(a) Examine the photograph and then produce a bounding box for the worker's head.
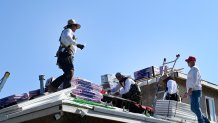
[165,76,173,82]
[185,56,196,67]
[115,72,125,81]
[64,19,81,32]
[162,75,173,83]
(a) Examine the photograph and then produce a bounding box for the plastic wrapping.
[71,78,103,102]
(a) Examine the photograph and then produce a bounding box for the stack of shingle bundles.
[0,93,29,109]
[29,89,41,99]
[154,100,197,122]
[134,66,155,81]
[71,78,103,103]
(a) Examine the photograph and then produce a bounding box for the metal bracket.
[75,108,86,117]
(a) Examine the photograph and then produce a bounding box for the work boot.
[47,84,57,92]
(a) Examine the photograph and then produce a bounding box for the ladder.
[0,72,10,92]
[152,54,180,107]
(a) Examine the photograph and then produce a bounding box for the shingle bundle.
[0,93,28,109]
[134,66,156,80]
[71,78,103,102]
[154,100,197,122]
[29,89,40,99]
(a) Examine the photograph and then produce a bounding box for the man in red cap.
[182,56,208,123]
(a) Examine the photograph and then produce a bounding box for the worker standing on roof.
[182,56,209,123]
[108,72,141,103]
[163,76,179,101]
[48,19,85,92]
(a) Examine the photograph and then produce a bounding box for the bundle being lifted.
[70,78,103,103]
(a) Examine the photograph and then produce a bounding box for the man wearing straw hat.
[48,19,85,92]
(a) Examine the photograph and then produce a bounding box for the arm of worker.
[110,84,121,94]
[182,88,192,99]
[120,79,133,95]
[163,92,167,100]
[61,29,84,50]
[61,29,77,47]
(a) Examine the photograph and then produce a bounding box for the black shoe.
[47,84,57,92]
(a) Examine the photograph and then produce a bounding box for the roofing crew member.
[48,19,85,92]
[164,76,179,101]
[108,72,141,103]
[182,56,209,123]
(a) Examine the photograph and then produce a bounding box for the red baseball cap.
[185,56,196,62]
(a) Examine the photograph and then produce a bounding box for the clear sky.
[0,0,218,98]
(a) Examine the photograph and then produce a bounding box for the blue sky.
[0,0,218,98]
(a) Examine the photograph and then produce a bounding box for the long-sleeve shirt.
[186,66,202,91]
[166,80,178,94]
[111,78,135,95]
[60,28,77,55]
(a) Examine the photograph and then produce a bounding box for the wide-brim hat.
[64,19,81,29]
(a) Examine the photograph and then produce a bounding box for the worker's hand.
[107,90,111,94]
[77,44,85,50]
[182,93,188,99]
[114,92,120,96]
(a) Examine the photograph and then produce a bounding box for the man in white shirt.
[109,72,141,103]
[48,19,84,92]
[164,76,179,101]
[182,56,206,123]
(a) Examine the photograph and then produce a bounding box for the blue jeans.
[190,90,205,123]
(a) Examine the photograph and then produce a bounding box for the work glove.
[114,92,120,96]
[107,90,111,94]
[77,44,85,50]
